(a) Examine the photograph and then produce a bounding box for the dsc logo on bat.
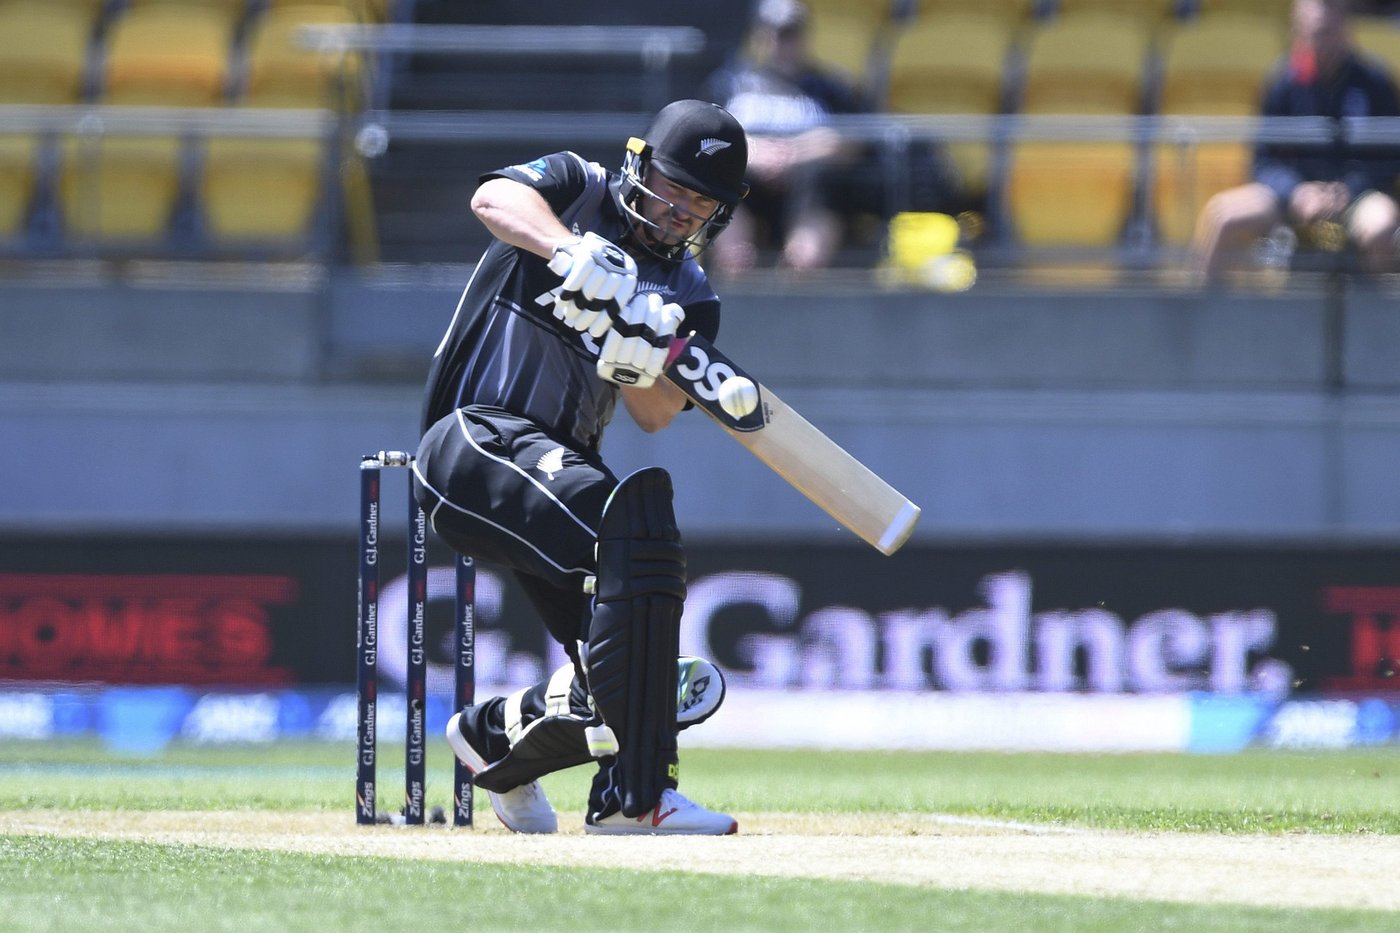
[668,339,767,432]
[670,342,736,402]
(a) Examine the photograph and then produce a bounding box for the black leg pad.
[583,467,686,818]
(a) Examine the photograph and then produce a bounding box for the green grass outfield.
[2,740,1398,932]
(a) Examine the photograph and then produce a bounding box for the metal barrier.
[5,7,1400,273]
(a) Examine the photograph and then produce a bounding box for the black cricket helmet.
[618,99,749,261]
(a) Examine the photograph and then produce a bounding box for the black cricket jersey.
[422,151,723,453]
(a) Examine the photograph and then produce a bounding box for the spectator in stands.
[702,0,870,275]
[1190,0,1400,282]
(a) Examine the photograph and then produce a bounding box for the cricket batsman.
[414,100,749,835]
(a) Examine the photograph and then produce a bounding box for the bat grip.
[663,332,694,370]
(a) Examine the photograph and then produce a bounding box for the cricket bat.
[664,334,920,556]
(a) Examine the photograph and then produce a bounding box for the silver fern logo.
[696,138,731,157]
[537,447,566,480]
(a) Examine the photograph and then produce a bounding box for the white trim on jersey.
[434,253,486,359]
[414,459,594,580]
[450,408,598,537]
[410,409,600,579]
[566,150,596,175]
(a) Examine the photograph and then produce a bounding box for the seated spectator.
[1191,0,1400,282]
[702,0,872,275]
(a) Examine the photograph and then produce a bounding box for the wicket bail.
[357,450,475,828]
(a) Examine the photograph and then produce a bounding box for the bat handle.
[664,331,695,370]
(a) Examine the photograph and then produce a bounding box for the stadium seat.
[884,13,1016,197]
[1353,17,1400,84]
[102,4,238,106]
[1054,0,1179,29]
[1018,12,1152,115]
[907,0,1036,21]
[886,14,1014,115]
[58,135,185,241]
[0,134,39,237]
[803,0,895,23]
[0,2,95,105]
[1195,0,1292,24]
[1156,14,1285,116]
[240,4,365,109]
[20,0,108,28]
[806,7,890,89]
[59,5,238,245]
[197,4,364,245]
[200,137,326,242]
[263,0,388,21]
[1150,15,1285,245]
[123,0,247,27]
[1006,141,1139,246]
[0,2,99,246]
[1006,13,1151,247]
[1153,138,1256,246]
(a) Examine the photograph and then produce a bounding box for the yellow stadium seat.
[241,4,365,109]
[263,0,387,21]
[885,13,1016,196]
[1157,14,1285,115]
[0,2,94,104]
[1195,0,1292,23]
[887,14,1013,114]
[807,8,888,88]
[803,0,896,24]
[1055,0,1179,28]
[21,0,108,27]
[1006,141,1138,246]
[1019,12,1152,115]
[124,0,247,17]
[1153,138,1255,245]
[83,5,234,243]
[103,4,237,106]
[908,0,1036,21]
[58,135,184,240]
[1006,14,1149,247]
[201,137,326,242]
[205,3,364,244]
[1149,16,1284,244]
[0,134,39,236]
[1353,17,1400,84]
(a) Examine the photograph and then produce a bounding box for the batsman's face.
[640,167,719,247]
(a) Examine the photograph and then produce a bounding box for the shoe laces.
[658,787,699,812]
[512,780,547,806]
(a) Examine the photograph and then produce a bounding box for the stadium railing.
[4,20,1400,283]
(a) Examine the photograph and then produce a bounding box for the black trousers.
[418,405,689,811]
[414,404,618,655]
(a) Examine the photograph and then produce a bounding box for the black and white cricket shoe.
[446,711,558,834]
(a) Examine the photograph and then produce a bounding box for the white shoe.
[584,787,738,836]
[446,711,557,834]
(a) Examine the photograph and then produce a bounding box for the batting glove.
[596,292,685,389]
[547,232,638,338]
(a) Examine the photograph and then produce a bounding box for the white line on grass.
[921,813,1088,835]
